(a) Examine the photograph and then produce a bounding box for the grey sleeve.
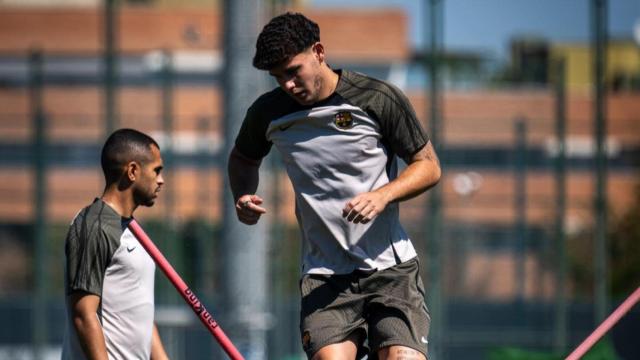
[376,83,429,162]
[64,212,117,296]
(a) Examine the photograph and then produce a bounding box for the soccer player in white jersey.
[228,12,441,360]
[62,129,169,359]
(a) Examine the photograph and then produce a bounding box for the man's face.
[133,145,164,207]
[269,45,324,105]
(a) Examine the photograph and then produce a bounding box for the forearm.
[228,146,261,201]
[376,141,441,203]
[342,142,441,224]
[150,323,169,360]
[73,314,108,360]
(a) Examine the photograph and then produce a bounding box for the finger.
[348,198,372,222]
[343,198,361,217]
[342,205,351,218]
[360,210,376,224]
[249,195,264,205]
[236,195,253,208]
[356,208,376,224]
[346,205,366,222]
[346,209,359,222]
[352,207,371,224]
[245,202,267,214]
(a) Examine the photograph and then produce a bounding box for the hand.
[235,194,266,225]
[342,190,389,224]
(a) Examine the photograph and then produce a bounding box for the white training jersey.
[62,199,156,360]
[235,69,429,275]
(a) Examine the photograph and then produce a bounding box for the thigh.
[363,258,431,359]
[300,274,368,359]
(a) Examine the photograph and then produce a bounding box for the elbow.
[422,159,441,190]
[72,313,91,331]
[72,310,99,334]
[432,163,442,186]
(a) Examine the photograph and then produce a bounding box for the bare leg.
[378,345,426,360]
[311,332,360,360]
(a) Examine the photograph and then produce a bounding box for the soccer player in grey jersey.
[62,129,169,360]
[228,13,441,360]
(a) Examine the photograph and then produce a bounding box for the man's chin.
[290,93,313,105]
[141,198,156,207]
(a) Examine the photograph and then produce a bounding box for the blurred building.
[1,2,639,297]
[552,38,640,92]
[0,2,639,359]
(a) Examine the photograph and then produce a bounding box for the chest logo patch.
[334,111,354,129]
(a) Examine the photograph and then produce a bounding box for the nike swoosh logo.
[421,336,428,344]
[279,123,293,131]
[127,246,136,252]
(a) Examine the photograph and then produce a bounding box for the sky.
[310,0,640,59]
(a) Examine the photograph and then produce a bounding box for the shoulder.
[248,87,299,119]
[67,200,123,248]
[339,70,403,96]
[337,70,411,110]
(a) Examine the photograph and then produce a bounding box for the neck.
[101,186,136,218]
[319,66,339,99]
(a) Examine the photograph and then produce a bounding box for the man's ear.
[125,161,139,182]
[312,42,325,63]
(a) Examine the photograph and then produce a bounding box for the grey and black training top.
[235,69,429,275]
[62,199,156,360]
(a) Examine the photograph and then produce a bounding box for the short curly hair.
[253,12,320,70]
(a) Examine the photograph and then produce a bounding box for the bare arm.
[228,146,267,224]
[68,292,109,360]
[343,141,441,224]
[150,323,169,360]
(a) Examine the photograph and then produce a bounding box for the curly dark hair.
[253,12,320,70]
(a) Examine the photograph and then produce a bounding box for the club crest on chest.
[334,111,354,129]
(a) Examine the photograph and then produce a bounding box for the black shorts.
[299,258,430,359]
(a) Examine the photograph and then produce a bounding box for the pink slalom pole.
[128,219,244,360]
[566,286,640,360]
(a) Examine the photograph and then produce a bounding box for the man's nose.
[284,78,296,91]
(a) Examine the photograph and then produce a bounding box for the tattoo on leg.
[395,348,422,360]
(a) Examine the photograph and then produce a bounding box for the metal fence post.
[160,49,180,305]
[514,119,527,306]
[29,48,48,360]
[103,0,118,135]
[591,0,609,325]
[553,58,568,353]
[426,0,445,358]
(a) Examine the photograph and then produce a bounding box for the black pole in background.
[426,0,444,358]
[514,119,527,306]
[553,58,568,353]
[591,0,609,324]
[160,49,180,305]
[104,0,117,135]
[29,49,48,360]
